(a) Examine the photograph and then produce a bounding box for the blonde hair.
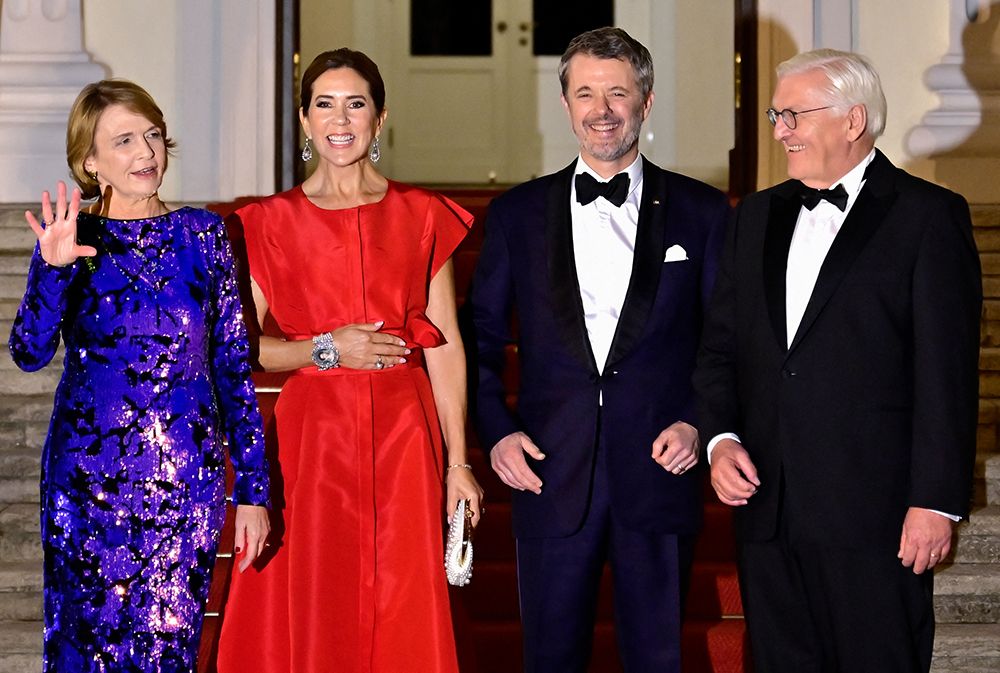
[66,80,176,199]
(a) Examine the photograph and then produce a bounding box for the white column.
[0,0,106,201]
[905,0,1000,201]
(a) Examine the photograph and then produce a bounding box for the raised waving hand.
[26,181,96,267]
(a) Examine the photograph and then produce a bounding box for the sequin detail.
[9,207,269,672]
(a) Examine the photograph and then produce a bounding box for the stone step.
[0,562,42,621]
[0,254,30,277]
[0,479,37,506]
[0,276,27,302]
[0,209,32,230]
[931,623,1000,673]
[0,653,42,673]
[0,621,41,655]
[952,505,1000,564]
[0,505,38,536]
[0,532,40,564]
[0,351,61,397]
[0,299,18,324]
[0,448,40,481]
[979,452,1000,506]
[0,593,41,621]
[0,230,33,255]
[0,561,42,593]
[0,395,55,427]
[934,564,1000,623]
[973,205,1000,227]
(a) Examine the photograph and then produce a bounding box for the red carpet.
[198,192,751,673]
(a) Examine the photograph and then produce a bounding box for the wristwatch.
[311,332,340,370]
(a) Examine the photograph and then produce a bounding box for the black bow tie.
[575,172,630,207]
[799,183,849,211]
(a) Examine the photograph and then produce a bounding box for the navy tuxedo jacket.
[471,157,730,538]
[694,150,982,550]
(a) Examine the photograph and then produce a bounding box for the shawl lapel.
[545,162,598,374]
[763,183,803,352]
[605,157,668,369]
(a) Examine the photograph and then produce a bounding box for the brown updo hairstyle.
[66,80,176,199]
[300,48,386,115]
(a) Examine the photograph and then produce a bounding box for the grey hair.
[558,27,654,101]
[777,49,887,138]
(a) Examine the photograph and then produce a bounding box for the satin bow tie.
[799,183,848,211]
[575,172,629,207]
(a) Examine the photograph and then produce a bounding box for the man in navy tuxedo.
[695,49,981,673]
[471,27,730,672]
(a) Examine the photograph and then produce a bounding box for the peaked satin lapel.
[545,162,598,373]
[763,184,802,352]
[605,157,667,369]
[786,151,898,355]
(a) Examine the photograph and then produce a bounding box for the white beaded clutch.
[445,499,474,586]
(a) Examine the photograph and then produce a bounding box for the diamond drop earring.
[369,136,381,164]
[301,137,313,162]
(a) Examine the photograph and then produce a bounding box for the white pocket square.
[663,244,688,262]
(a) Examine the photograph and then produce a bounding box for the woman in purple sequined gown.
[8,80,270,672]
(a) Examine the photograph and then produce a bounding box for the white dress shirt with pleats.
[570,155,644,375]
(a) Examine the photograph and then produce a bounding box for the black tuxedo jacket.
[471,157,730,538]
[695,150,982,550]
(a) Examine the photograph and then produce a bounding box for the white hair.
[777,49,887,138]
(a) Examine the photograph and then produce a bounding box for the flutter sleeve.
[8,245,79,372]
[426,192,473,278]
[201,210,270,506]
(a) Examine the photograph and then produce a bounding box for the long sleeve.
[693,204,742,445]
[8,246,78,372]
[908,191,981,517]
[470,199,522,452]
[204,214,270,506]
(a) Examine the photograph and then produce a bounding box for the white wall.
[756,0,952,188]
[81,1,275,202]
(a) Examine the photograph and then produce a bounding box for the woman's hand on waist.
[332,320,411,370]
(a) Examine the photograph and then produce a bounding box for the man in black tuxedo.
[695,49,982,673]
[471,27,729,673]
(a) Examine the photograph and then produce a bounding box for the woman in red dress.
[217,48,483,673]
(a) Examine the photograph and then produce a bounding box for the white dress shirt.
[785,150,874,342]
[570,154,644,374]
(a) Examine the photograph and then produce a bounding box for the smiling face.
[84,104,166,203]
[300,67,386,168]
[561,54,653,176]
[771,68,868,188]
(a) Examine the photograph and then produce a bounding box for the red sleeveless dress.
[217,183,471,673]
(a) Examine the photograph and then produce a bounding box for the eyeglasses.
[765,106,832,129]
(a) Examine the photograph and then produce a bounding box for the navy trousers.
[515,439,694,673]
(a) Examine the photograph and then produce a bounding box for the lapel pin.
[652,199,660,205]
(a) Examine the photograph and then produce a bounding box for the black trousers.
[738,513,935,673]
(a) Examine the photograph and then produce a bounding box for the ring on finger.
[375,355,385,370]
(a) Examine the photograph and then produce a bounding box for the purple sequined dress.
[8,207,270,672]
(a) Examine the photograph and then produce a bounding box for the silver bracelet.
[311,332,340,370]
[447,463,473,472]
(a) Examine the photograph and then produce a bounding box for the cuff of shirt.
[706,433,742,464]
[927,509,961,522]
